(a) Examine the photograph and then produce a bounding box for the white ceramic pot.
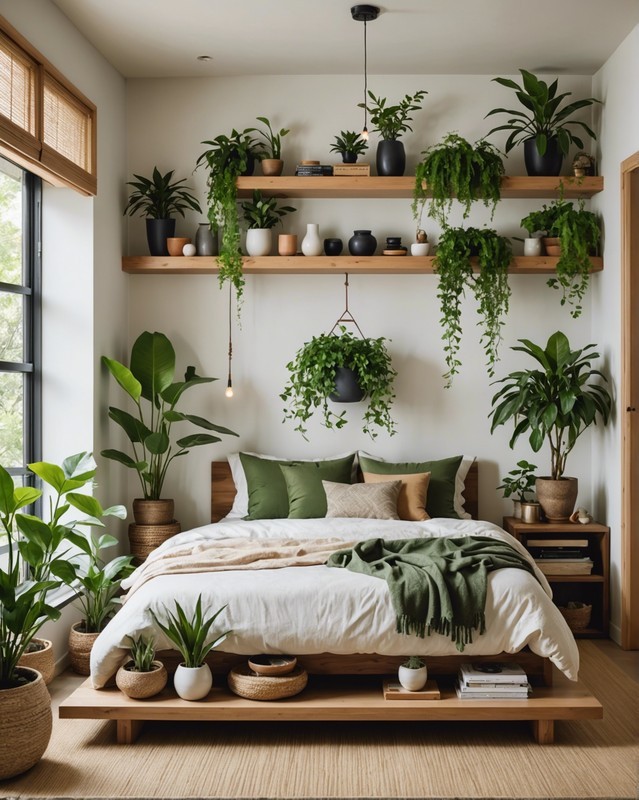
[301,223,322,256]
[410,242,430,256]
[398,664,428,691]
[523,237,542,256]
[173,663,212,701]
[245,228,272,257]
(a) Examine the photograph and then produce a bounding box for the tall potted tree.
[489,331,611,521]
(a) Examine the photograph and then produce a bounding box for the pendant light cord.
[226,281,233,397]
[363,18,368,133]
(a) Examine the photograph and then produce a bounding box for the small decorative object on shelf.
[411,229,430,256]
[301,223,323,256]
[383,237,407,256]
[195,222,217,256]
[278,233,297,256]
[182,242,196,257]
[397,657,428,691]
[247,655,297,676]
[166,237,191,257]
[523,237,542,257]
[348,229,377,256]
[520,501,541,523]
[570,507,592,524]
[572,152,595,178]
[324,238,343,256]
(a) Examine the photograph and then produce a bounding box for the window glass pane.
[0,157,23,285]
[0,291,24,361]
[0,371,24,468]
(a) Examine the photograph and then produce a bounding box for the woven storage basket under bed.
[558,603,592,631]
[227,664,308,700]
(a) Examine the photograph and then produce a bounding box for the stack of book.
[528,537,593,575]
[456,662,531,699]
[295,164,333,176]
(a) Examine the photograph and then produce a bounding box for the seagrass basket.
[68,622,100,675]
[228,664,308,701]
[559,602,592,631]
[116,661,168,699]
[0,668,52,780]
[18,637,55,684]
[128,521,181,563]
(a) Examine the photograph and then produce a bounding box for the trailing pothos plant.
[412,133,505,227]
[281,326,397,440]
[433,227,512,387]
[520,196,600,317]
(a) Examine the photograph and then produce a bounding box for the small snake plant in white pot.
[398,656,428,691]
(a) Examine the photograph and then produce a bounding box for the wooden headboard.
[211,460,479,522]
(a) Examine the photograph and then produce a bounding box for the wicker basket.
[129,521,181,563]
[132,498,174,525]
[18,637,55,685]
[559,603,592,631]
[0,668,52,780]
[116,660,168,699]
[68,622,100,675]
[228,664,308,701]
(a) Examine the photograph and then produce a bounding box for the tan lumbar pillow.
[362,472,431,521]
[322,480,402,520]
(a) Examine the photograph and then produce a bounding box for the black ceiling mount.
[351,5,380,23]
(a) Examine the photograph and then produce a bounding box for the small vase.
[398,664,428,691]
[348,229,377,256]
[195,223,217,256]
[245,228,272,257]
[174,663,212,701]
[523,237,542,257]
[261,158,284,176]
[166,237,190,257]
[278,234,297,256]
[324,238,343,256]
[411,242,430,256]
[521,501,542,524]
[301,223,322,256]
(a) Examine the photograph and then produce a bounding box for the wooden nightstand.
[503,516,610,638]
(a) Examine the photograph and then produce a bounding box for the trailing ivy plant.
[433,227,512,387]
[281,326,397,440]
[413,133,505,227]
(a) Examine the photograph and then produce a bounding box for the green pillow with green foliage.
[358,454,463,518]
[239,452,355,519]
[280,461,353,519]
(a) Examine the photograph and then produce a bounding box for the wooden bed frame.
[59,458,602,744]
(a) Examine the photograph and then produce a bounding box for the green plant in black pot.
[124,167,202,256]
[412,133,505,227]
[358,89,427,176]
[485,70,600,176]
[329,130,368,163]
[434,227,512,387]
[281,326,397,440]
[251,116,290,176]
[196,128,261,303]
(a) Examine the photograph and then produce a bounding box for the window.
[0,154,41,564]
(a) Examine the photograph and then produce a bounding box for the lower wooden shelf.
[59,673,601,745]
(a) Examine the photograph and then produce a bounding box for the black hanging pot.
[524,137,564,177]
[376,140,406,177]
[329,367,366,403]
[146,218,176,256]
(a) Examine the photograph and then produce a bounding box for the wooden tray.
[383,680,440,700]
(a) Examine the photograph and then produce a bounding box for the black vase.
[376,140,406,176]
[524,137,564,177]
[342,151,358,164]
[329,367,366,403]
[348,230,377,256]
[324,238,343,256]
[146,218,176,256]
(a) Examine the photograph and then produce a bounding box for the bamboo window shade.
[0,15,96,195]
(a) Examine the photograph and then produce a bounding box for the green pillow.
[239,452,355,519]
[358,454,463,518]
[280,461,353,519]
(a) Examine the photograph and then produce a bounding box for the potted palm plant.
[115,635,167,699]
[329,130,368,164]
[251,116,290,176]
[241,190,296,257]
[281,326,397,440]
[124,166,202,256]
[358,89,427,176]
[485,70,601,176]
[151,596,230,701]
[102,330,238,559]
[489,331,612,522]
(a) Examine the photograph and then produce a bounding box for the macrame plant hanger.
[329,273,365,338]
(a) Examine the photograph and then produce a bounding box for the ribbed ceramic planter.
[68,622,100,676]
[536,476,578,522]
[133,499,174,526]
[18,638,55,685]
[116,661,168,699]
[0,668,52,779]
[173,663,212,701]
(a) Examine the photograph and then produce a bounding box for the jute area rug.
[1,641,637,800]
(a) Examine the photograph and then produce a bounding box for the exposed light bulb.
[360,127,369,142]
[225,383,234,399]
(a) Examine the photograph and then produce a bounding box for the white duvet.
[90,517,579,687]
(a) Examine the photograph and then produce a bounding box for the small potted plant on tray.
[497,460,538,519]
[398,657,428,691]
[329,130,368,164]
[116,635,168,699]
[241,190,296,257]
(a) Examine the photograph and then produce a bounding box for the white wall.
[592,23,639,642]
[125,74,597,532]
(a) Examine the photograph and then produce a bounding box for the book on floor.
[455,684,531,700]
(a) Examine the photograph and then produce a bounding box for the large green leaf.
[13,486,42,511]
[145,431,170,455]
[0,464,16,515]
[107,407,150,443]
[164,411,238,436]
[546,331,571,369]
[62,452,96,482]
[102,357,142,403]
[101,449,147,471]
[130,331,175,402]
[67,492,104,519]
[176,433,222,448]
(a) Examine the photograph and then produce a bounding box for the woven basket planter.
[559,603,592,631]
[68,622,100,675]
[129,521,181,563]
[0,668,52,779]
[116,660,168,699]
[228,664,308,701]
[132,498,175,525]
[18,638,55,685]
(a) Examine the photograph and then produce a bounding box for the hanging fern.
[413,133,505,228]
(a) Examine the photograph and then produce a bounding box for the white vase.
[301,223,322,256]
[411,242,430,256]
[245,228,272,257]
[523,237,542,256]
[173,663,212,701]
[398,664,428,691]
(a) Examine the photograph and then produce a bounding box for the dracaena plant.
[329,130,368,159]
[101,331,238,501]
[151,596,230,668]
[123,167,202,219]
[358,89,428,141]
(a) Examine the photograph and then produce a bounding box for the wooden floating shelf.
[236,175,603,199]
[122,255,603,276]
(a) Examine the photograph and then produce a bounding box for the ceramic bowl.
[247,655,297,676]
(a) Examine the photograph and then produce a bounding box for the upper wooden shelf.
[236,175,603,199]
[122,255,603,276]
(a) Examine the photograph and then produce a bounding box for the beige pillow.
[363,471,431,521]
[322,480,402,520]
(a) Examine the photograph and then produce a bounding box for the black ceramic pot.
[146,218,176,256]
[376,140,406,176]
[324,238,343,256]
[524,137,564,177]
[348,230,377,256]
[329,367,366,403]
[342,151,358,164]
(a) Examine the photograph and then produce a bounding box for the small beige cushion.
[363,471,431,521]
[322,480,402,520]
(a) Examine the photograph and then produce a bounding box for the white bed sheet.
[91,517,579,687]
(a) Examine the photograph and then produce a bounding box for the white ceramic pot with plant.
[398,657,428,691]
[151,596,230,702]
[241,189,295,258]
[245,228,272,257]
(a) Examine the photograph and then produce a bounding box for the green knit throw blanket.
[326,536,535,651]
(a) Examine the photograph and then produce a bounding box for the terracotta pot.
[261,158,283,177]
[68,622,100,676]
[116,660,168,699]
[166,237,191,257]
[535,476,578,522]
[278,234,297,256]
[133,498,174,525]
[18,637,55,685]
[542,237,561,257]
[0,668,52,779]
